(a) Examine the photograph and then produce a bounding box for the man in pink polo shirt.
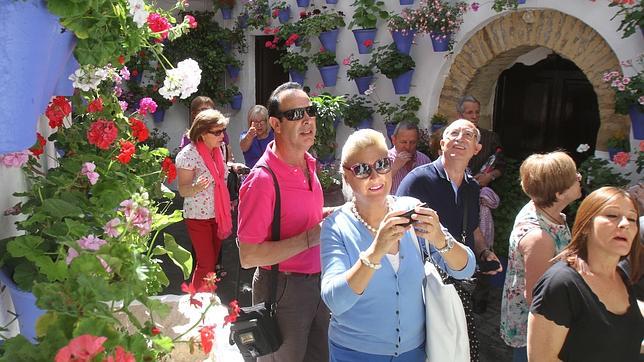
[237,82,329,362]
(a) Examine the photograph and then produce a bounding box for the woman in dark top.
[528,186,643,362]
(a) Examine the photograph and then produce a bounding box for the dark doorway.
[493,53,599,163]
[255,36,289,107]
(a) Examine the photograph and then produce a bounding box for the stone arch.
[437,9,629,150]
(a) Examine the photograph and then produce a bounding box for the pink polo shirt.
[237,141,323,274]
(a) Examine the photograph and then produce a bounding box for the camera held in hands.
[400,202,427,226]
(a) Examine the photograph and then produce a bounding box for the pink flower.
[342,57,351,66]
[104,218,121,238]
[119,66,131,80]
[120,199,152,235]
[622,77,631,85]
[471,2,480,11]
[315,82,325,89]
[184,14,198,29]
[104,346,136,362]
[138,97,158,116]
[639,96,644,105]
[264,40,273,48]
[0,151,29,168]
[66,247,79,265]
[77,234,107,251]
[617,84,626,91]
[319,46,326,52]
[119,101,129,111]
[98,256,112,273]
[639,140,644,152]
[612,151,630,167]
[81,162,99,185]
[54,334,107,362]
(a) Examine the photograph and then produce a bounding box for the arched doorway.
[493,53,600,162]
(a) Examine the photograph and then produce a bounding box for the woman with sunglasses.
[176,109,233,290]
[499,151,582,362]
[528,186,643,361]
[320,129,476,361]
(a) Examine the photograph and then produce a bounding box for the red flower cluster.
[363,39,374,47]
[54,334,107,362]
[87,119,118,150]
[87,98,104,113]
[161,157,177,183]
[284,33,299,47]
[45,96,71,128]
[199,325,216,353]
[185,14,198,29]
[272,9,280,17]
[129,117,149,142]
[224,300,241,326]
[612,151,630,167]
[147,13,171,42]
[29,132,46,157]
[117,140,136,164]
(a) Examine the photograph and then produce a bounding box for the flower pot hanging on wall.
[352,29,377,54]
[226,64,240,79]
[278,7,291,24]
[297,0,311,6]
[354,75,373,94]
[0,269,44,343]
[326,0,338,4]
[289,69,306,85]
[356,117,374,130]
[319,28,340,53]
[152,108,166,123]
[221,7,233,19]
[629,105,644,140]
[319,64,340,87]
[385,122,397,141]
[391,30,416,55]
[430,32,451,52]
[391,69,414,94]
[230,93,243,110]
[399,0,414,4]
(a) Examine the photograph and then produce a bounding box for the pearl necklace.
[351,197,392,234]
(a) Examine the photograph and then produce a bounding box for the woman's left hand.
[410,205,447,248]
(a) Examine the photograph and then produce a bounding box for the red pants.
[185,218,222,289]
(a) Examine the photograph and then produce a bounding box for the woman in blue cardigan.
[320,129,476,361]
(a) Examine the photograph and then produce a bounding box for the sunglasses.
[343,157,392,179]
[276,105,317,121]
[207,128,226,136]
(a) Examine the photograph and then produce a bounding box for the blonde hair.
[188,109,229,142]
[520,151,577,208]
[247,105,269,128]
[340,129,388,199]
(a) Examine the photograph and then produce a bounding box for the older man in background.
[388,121,431,194]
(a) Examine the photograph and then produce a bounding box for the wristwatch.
[435,234,456,254]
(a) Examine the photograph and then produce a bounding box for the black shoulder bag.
[229,165,282,358]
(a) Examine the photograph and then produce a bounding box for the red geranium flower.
[151,326,161,336]
[612,151,630,167]
[129,117,149,142]
[199,325,216,354]
[224,300,241,326]
[104,346,136,362]
[116,140,136,164]
[363,39,374,47]
[161,157,177,183]
[54,334,107,362]
[181,281,203,308]
[45,96,71,128]
[118,55,125,65]
[87,98,104,113]
[87,119,118,150]
[29,132,46,157]
[147,13,171,42]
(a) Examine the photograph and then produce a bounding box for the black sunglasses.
[276,105,317,121]
[207,128,226,136]
[343,157,392,179]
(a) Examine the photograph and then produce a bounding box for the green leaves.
[153,233,193,280]
[41,199,83,218]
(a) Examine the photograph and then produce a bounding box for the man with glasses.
[237,82,329,362]
[388,121,432,195]
[397,119,502,361]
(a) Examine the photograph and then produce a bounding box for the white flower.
[159,58,202,100]
[69,65,109,92]
[128,0,149,28]
[364,83,376,96]
[576,144,590,153]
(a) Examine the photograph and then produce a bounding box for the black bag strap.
[234,165,280,306]
[461,191,468,246]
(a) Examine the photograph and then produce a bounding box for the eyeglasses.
[276,105,317,121]
[207,128,226,136]
[444,128,477,141]
[343,157,392,179]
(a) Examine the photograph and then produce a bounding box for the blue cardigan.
[320,196,476,356]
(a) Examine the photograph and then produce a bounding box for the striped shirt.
[388,148,432,194]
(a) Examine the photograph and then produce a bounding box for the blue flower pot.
[319,64,340,87]
[356,118,374,130]
[1,0,78,154]
[326,0,338,3]
[354,75,373,94]
[431,123,445,133]
[399,0,414,4]
[289,69,306,85]
[319,28,339,53]
[334,117,341,129]
[518,0,526,3]
[226,64,240,79]
[221,7,233,19]
[0,269,45,343]
[278,7,291,24]
[238,14,249,29]
[153,108,166,123]
[230,93,243,110]
[352,28,377,54]
[391,30,416,55]
[628,105,644,140]
[386,122,397,141]
[297,0,311,7]
[392,69,414,95]
[430,32,451,52]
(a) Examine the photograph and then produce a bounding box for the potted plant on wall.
[609,0,643,38]
[491,0,526,12]
[312,48,339,87]
[271,1,291,24]
[344,54,374,94]
[430,113,448,133]
[300,7,346,53]
[606,132,631,159]
[376,96,421,138]
[276,51,309,85]
[240,0,271,30]
[387,9,419,55]
[311,93,347,163]
[213,0,236,19]
[604,68,644,139]
[370,44,415,94]
[417,0,468,52]
[348,0,389,54]
[343,94,375,129]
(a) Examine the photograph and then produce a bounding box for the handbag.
[229,165,282,358]
[410,229,470,362]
